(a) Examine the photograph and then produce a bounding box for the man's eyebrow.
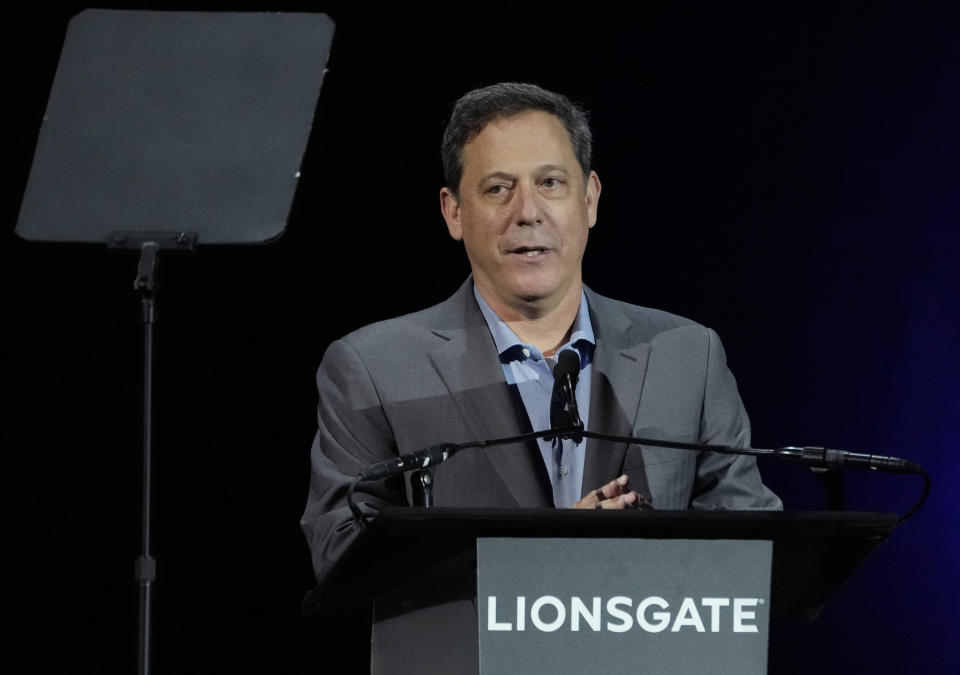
[479,165,571,183]
[479,171,517,183]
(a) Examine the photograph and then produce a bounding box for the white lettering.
[531,596,565,632]
[571,596,601,632]
[733,598,759,633]
[671,597,706,632]
[483,595,765,634]
[606,596,633,632]
[487,596,511,631]
[701,598,730,632]
[637,596,670,632]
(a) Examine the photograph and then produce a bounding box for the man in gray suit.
[301,83,781,583]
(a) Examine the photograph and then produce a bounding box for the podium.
[302,508,897,674]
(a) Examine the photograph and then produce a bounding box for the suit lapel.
[428,283,552,507]
[581,289,653,501]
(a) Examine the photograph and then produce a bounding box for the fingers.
[575,475,633,509]
[595,475,630,502]
[572,474,653,510]
[596,490,645,510]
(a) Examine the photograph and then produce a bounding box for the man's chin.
[510,281,551,304]
[510,280,571,308]
[476,271,579,315]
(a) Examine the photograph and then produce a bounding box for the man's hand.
[574,474,650,510]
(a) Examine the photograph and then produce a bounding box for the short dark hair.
[441,82,593,197]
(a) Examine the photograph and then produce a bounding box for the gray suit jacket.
[301,279,781,581]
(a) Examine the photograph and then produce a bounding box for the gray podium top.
[17,9,334,244]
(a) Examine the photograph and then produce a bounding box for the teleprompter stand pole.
[136,241,157,675]
[109,231,196,675]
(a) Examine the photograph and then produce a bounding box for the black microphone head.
[554,349,581,382]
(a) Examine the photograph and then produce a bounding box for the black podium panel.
[303,508,897,623]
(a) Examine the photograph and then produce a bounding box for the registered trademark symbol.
[758,599,765,605]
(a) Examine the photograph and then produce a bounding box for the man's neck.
[477,285,583,357]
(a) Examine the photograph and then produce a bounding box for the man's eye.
[542,177,564,188]
[487,185,507,194]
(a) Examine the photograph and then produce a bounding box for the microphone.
[551,349,583,442]
[357,443,459,481]
[772,446,923,474]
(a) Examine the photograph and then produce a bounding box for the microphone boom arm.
[347,427,930,528]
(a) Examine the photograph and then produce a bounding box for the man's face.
[440,110,601,317]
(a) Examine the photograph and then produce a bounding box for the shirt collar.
[473,285,595,366]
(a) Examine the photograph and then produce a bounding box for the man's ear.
[440,187,463,241]
[585,170,602,229]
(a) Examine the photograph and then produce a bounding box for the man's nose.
[514,181,542,226]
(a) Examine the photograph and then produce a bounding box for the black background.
[6,2,958,673]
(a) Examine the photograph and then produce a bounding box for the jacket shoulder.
[332,282,472,357]
[585,288,705,342]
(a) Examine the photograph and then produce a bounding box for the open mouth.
[510,247,549,257]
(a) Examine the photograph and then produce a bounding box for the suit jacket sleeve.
[300,337,408,583]
[690,328,782,510]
